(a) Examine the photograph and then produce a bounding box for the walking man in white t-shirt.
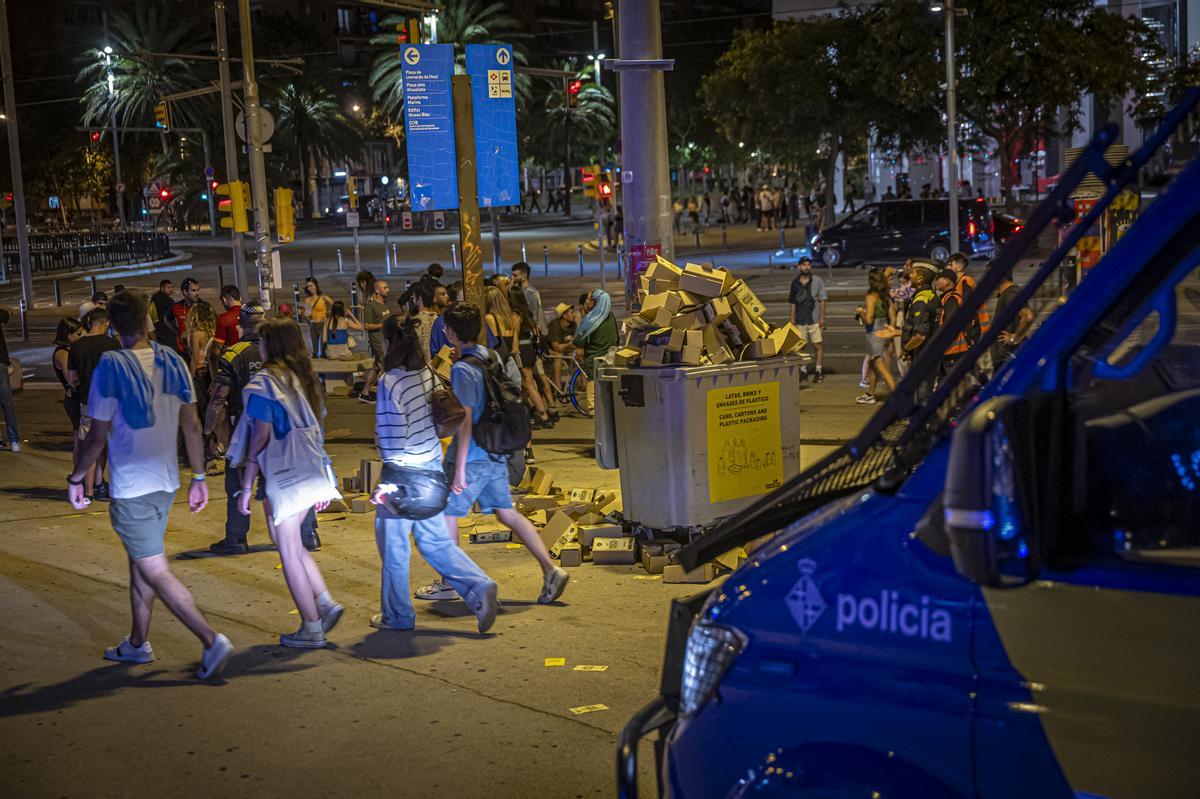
[68,290,234,680]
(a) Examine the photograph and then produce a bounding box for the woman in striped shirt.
[371,316,498,634]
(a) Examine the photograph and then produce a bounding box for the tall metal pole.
[102,13,125,229]
[236,0,273,304]
[945,0,959,256]
[452,75,486,340]
[617,1,673,314]
[490,208,501,274]
[201,130,216,237]
[0,0,32,308]
[215,1,246,297]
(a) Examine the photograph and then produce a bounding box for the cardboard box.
[639,292,682,322]
[646,277,680,295]
[678,263,731,297]
[613,347,642,367]
[591,536,637,565]
[577,522,624,549]
[708,345,735,365]
[593,492,623,516]
[568,487,596,504]
[733,306,769,341]
[529,468,555,496]
[769,323,805,354]
[558,544,583,567]
[647,255,682,280]
[715,547,748,572]
[351,495,373,514]
[342,475,360,494]
[684,329,704,349]
[469,528,513,544]
[679,345,703,366]
[647,327,684,350]
[703,296,733,325]
[360,459,384,492]
[526,509,549,526]
[516,467,533,492]
[430,346,454,382]
[663,563,721,584]
[518,493,559,513]
[746,337,779,359]
[726,280,767,317]
[641,344,669,366]
[641,550,670,575]
[538,511,577,552]
[670,308,708,331]
[549,528,579,559]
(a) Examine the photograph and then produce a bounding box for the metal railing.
[2,231,171,277]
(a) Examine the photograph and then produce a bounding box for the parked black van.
[811,198,996,267]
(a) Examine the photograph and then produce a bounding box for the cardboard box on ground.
[623,256,810,367]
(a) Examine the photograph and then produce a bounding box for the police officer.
[900,262,939,402]
[935,268,970,380]
[205,303,321,554]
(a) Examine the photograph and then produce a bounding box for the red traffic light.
[568,79,583,96]
[385,215,392,224]
[703,165,711,174]
[90,131,101,143]
[598,182,612,198]
[211,180,219,191]
[159,188,171,199]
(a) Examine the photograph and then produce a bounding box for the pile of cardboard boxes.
[614,256,808,369]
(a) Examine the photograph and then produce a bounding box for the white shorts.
[797,323,822,345]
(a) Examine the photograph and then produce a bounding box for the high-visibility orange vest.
[941,289,970,355]
[956,273,991,337]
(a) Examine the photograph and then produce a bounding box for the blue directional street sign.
[465,44,520,209]
[401,43,459,211]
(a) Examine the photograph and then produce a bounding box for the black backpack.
[461,352,531,458]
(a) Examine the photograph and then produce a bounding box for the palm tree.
[367,0,529,117]
[533,61,616,215]
[77,0,210,140]
[273,80,366,219]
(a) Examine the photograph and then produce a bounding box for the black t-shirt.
[992,283,1022,362]
[68,334,120,403]
[214,337,263,422]
[546,317,573,348]
[150,290,178,350]
[0,308,9,366]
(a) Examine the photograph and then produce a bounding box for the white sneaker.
[9,442,19,453]
[280,626,327,649]
[369,613,414,631]
[858,379,869,389]
[855,394,877,405]
[318,600,344,634]
[196,633,234,679]
[538,567,569,605]
[104,635,154,664]
[414,580,457,601]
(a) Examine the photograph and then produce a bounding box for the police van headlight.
[680,622,748,717]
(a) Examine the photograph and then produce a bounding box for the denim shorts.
[109,491,176,559]
[444,457,514,517]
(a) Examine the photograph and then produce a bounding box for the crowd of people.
[788,251,1035,405]
[43,252,624,680]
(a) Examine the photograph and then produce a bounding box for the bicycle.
[543,353,592,418]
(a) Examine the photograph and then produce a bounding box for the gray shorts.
[110,491,176,559]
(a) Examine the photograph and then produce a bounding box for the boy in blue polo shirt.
[435,301,568,605]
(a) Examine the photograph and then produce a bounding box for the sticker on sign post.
[401,211,413,230]
[345,211,360,228]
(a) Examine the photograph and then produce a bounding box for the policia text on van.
[618,88,1200,799]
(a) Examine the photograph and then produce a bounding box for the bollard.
[89,274,98,297]
[308,257,314,278]
[19,298,28,342]
[694,228,701,249]
[53,279,62,307]
[218,264,225,290]
[451,242,458,273]
[392,242,398,272]
[768,252,774,269]
[779,226,786,250]
[578,244,584,277]
[543,245,549,277]
[292,283,301,322]
[597,227,606,292]
[353,227,361,273]
[350,285,360,321]
[521,240,527,263]
[337,248,344,274]
[722,221,728,250]
[616,243,625,279]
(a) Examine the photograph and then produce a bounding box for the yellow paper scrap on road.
[634,575,662,580]
[275,563,283,570]
[569,704,609,715]
[544,657,566,667]
[573,665,609,672]
[506,542,523,549]
[288,609,299,615]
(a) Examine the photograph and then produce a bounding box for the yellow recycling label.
[706,382,784,503]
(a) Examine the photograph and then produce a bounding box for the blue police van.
[619,91,1200,799]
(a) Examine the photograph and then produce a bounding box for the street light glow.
[352,104,361,112]
[103,45,113,55]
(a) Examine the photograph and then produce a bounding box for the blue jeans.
[0,365,18,444]
[375,470,496,628]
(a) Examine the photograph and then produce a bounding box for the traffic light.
[582,163,601,199]
[347,175,359,210]
[216,180,249,233]
[274,187,295,243]
[393,15,421,44]
[567,79,582,109]
[90,131,101,143]
[597,174,613,200]
[159,187,171,200]
[154,102,170,130]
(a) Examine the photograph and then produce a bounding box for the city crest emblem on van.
[786,559,826,634]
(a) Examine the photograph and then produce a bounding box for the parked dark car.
[992,211,1024,245]
[811,198,996,267]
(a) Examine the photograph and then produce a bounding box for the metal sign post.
[452,74,486,337]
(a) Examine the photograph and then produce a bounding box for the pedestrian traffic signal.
[347,175,359,210]
[274,187,295,243]
[90,131,101,143]
[216,180,249,233]
[597,175,613,199]
[567,79,582,109]
[582,163,602,198]
[154,102,170,130]
[159,188,171,200]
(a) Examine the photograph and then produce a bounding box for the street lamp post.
[933,0,961,257]
[101,41,126,229]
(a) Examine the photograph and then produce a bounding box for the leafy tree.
[953,0,1161,204]
[273,80,366,219]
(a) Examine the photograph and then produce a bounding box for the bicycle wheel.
[568,367,592,418]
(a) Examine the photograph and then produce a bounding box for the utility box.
[594,356,804,531]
